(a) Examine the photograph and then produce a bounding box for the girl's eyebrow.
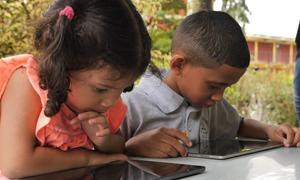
[96,82,128,90]
[96,83,117,89]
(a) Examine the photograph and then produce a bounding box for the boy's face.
[167,60,246,108]
[66,66,135,114]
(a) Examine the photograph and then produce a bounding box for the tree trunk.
[187,0,213,15]
[201,0,213,10]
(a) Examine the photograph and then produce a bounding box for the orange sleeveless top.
[0,54,127,151]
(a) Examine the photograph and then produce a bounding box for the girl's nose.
[100,95,119,110]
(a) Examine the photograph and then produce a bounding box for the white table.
[132,147,300,180]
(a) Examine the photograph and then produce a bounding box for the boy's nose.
[211,90,224,102]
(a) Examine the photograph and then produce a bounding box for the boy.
[121,11,300,158]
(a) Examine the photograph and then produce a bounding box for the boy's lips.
[202,102,215,108]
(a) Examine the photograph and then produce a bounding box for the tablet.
[188,138,283,160]
[126,160,205,180]
[17,160,205,180]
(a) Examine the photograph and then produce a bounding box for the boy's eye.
[209,85,220,89]
[123,84,134,93]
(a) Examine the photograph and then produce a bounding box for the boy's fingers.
[278,125,295,147]
[161,135,187,157]
[292,128,300,146]
[163,128,192,147]
[146,149,169,158]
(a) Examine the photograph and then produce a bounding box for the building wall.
[247,41,254,60]
[246,36,296,65]
[277,44,290,64]
[258,42,273,63]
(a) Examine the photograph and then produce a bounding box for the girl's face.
[66,66,135,114]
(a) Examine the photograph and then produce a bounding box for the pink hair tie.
[59,6,74,21]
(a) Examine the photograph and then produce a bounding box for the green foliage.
[225,68,296,126]
[149,29,173,54]
[221,0,251,29]
[132,0,184,58]
[0,0,51,57]
[151,50,171,68]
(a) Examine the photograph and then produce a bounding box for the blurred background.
[0,0,299,126]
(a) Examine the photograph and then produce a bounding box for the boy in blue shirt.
[121,11,300,158]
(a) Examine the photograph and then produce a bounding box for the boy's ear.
[170,55,187,75]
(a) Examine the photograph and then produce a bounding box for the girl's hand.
[70,111,125,153]
[70,111,111,144]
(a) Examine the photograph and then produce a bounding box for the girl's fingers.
[70,111,105,125]
[96,127,110,137]
[88,116,108,127]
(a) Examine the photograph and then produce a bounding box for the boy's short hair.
[171,10,250,68]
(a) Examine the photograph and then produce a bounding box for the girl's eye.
[123,84,134,93]
[96,88,108,93]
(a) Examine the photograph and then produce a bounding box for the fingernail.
[77,114,83,120]
[96,132,102,136]
[70,120,76,125]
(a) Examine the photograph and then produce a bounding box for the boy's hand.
[266,123,300,147]
[125,128,192,158]
[70,111,111,145]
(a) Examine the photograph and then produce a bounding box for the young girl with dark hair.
[0,0,153,178]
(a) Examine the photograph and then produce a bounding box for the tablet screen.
[17,160,205,180]
[188,138,282,159]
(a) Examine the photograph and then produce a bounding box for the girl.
[0,0,153,178]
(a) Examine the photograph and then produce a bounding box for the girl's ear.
[169,54,187,76]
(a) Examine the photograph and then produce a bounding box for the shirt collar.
[138,69,186,113]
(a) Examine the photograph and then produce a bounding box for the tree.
[132,0,185,57]
[187,0,212,15]
[186,0,250,28]
[221,0,250,29]
[0,0,51,57]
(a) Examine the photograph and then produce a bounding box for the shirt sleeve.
[119,93,135,140]
[105,97,128,134]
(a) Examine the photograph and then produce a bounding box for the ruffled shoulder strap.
[0,54,32,99]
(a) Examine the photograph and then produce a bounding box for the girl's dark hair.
[171,10,250,68]
[34,0,152,117]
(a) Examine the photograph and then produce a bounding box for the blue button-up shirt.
[121,71,242,144]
